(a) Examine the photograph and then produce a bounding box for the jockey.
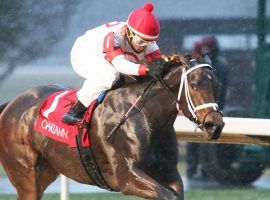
[62,2,164,125]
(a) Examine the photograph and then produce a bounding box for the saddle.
[35,90,92,147]
[34,89,113,191]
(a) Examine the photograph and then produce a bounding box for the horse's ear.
[183,52,194,60]
[204,55,212,65]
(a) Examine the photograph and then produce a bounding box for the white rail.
[60,116,270,199]
[174,116,270,136]
[60,175,69,200]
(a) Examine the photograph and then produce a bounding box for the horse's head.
[163,52,224,140]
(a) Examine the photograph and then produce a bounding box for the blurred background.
[1,0,270,199]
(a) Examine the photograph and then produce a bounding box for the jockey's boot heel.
[62,101,87,125]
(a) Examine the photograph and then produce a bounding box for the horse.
[0,52,224,200]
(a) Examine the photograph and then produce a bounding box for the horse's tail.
[0,102,9,115]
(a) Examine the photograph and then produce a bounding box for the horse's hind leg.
[32,156,59,198]
[0,144,58,200]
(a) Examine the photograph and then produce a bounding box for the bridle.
[159,59,219,127]
[177,62,218,121]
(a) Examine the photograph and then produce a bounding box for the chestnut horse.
[0,53,224,200]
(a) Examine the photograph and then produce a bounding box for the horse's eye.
[190,82,198,90]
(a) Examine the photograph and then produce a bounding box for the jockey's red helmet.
[127,2,160,41]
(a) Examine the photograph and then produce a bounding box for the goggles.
[130,31,153,47]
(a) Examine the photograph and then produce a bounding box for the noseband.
[159,61,219,127]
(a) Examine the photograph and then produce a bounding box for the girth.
[75,118,113,191]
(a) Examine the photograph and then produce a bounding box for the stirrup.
[62,101,87,125]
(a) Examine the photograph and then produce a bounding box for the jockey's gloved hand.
[147,58,166,78]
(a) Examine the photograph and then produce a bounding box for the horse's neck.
[141,67,184,125]
[136,81,179,125]
[110,74,180,125]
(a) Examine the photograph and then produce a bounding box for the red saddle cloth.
[34,90,96,147]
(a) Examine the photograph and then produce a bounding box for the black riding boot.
[62,101,87,125]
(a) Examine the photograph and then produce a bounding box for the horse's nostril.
[204,122,215,131]
[204,121,223,140]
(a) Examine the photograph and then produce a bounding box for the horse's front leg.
[115,163,182,200]
[166,169,184,199]
[148,163,184,199]
[168,181,184,198]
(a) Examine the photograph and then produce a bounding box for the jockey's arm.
[105,48,148,76]
[103,32,161,76]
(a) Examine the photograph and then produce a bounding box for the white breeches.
[71,53,120,107]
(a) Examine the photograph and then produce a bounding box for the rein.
[107,62,219,140]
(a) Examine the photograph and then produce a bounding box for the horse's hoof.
[159,188,182,200]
